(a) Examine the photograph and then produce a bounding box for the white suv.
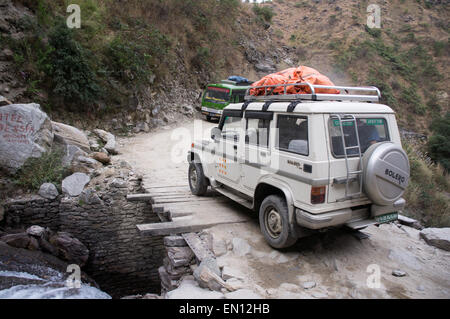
[188,83,410,248]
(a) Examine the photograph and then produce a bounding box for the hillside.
[0,0,449,226]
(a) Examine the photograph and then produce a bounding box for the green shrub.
[14,148,67,191]
[428,113,450,172]
[253,5,276,24]
[45,21,99,106]
[400,85,426,115]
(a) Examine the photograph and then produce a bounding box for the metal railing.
[244,83,381,103]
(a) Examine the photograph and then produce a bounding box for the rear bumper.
[295,198,405,230]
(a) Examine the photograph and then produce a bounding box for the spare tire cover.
[362,142,410,206]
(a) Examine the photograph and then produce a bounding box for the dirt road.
[118,120,450,299]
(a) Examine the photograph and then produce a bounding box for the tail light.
[311,186,326,204]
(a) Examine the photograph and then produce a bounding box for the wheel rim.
[264,206,283,239]
[189,166,198,190]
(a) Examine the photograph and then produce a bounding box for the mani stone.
[62,173,91,197]
[38,183,59,200]
[0,103,53,173]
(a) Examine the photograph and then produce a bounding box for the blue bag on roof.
[228,76,250,84]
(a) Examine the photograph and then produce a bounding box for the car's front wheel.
[259,195,297,249]
[188,162,208,196]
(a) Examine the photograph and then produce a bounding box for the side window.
[221,116,242,142]
[277,115,309,156]
[329,117,390,156]
[246,119,270,147]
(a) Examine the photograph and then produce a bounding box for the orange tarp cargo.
[250,66,340,96]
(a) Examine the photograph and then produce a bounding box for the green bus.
[201,79,252,121]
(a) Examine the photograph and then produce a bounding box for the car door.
[241,111,273,191]
[214,110,244,187]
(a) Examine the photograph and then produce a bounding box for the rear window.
[329,117,390,157]
[204,87,230,104]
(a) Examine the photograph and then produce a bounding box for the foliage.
[428,113,450,172]
[14,148,68,191]
[252,5,275,24]
[45,21,100,106]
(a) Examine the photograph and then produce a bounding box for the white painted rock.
[420,228,450,251]
[224,289,262,299]
[52,121,90,152]
[232,238,251,257]
[0,104,53,173]
[62,173,90,197]
[38,183,59,200]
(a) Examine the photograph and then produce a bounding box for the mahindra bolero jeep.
[188,83,410,249]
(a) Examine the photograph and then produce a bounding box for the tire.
[188,162,208,196]
[259,195,297,249]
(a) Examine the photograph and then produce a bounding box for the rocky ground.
[118,120,450,299]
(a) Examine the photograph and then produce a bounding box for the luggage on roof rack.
[245,83,381,103]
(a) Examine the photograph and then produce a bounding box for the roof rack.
[244,83,381,103]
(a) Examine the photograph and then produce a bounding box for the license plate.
[375,212,398,224]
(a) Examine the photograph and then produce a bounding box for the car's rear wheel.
[188,162,208,196]
[259,195,297,249]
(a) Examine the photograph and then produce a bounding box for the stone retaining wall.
[2,167,165,298]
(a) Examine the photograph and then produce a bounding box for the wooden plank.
[137,219,247,236]
[182,233,215,261]
[152,197,220,204]
[127,194,153,202]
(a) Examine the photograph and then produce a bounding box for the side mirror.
[211,127,221,141]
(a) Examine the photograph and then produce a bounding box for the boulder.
[93,129,118,155]
[26,225,46,238]
[0,232,31,249]
[70,156,103,174]
[38,183,59,200]
[213,239,228,257]
[79,189,102,205]
[62,145,87,167]
[52,121,90,153]
[222,266,245,281]
[397,214,423,230]
[166,246,194,268]
[164,236,187,247]
[92,152,110,165]
[0,95,12,106]
[302,281,316,290]
[62,173,91,197]
[392,269,407,277]
[420,228,450,251]
[193,258,233,292]
[232,238,251,257]
[49,232,89,267]
[165,276,224,299]
[0,103,53,173]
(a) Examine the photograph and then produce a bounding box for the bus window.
[204,87,230,104]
